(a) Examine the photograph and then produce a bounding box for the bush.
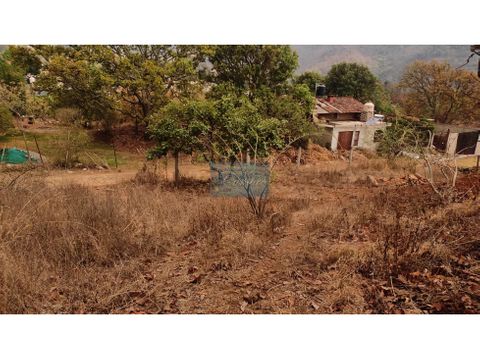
[25,95,52,119]
[55,107,85,126]
[0,105,13,134]
[51,130,91,168]
[377,118,434,158]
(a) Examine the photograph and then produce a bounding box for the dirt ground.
[1,153,479,314]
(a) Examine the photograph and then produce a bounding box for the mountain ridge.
[293,45,476,82]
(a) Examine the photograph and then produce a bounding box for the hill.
[293,45,476,83]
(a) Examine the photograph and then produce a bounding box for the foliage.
[83,45,209,131]
[50,130,91,168]
[253,83,316,147]
[398,60,480,124]
[294,71,324,94]
[209,45,298,98]
[0,105,13,134]
[208,45,315,150]
[25,93,52,119]
[0,82,25,115]
[325,62,378,102]
[7,46,43,75]
[55,107,85,126]
[0,51,24,85]
[35,54,117,130]
[377,118,434,157]
[35,46,210,133]
[147,100,208,159]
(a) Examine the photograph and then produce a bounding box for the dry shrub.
[55,107,84,126]
[387,156,418,173]
[133,163,161,185]
[50,130,91,168]
[354,158,389,172]
[185,197,270,269]
[2,181,255,313]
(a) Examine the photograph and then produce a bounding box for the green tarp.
[0,148,34,164]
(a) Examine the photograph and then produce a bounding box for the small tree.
[377,118,433,158]
[377,118,458,203]
[147,101,208,185]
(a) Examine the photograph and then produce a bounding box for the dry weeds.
[1,156,479,313]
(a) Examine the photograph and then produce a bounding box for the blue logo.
[209,162,270,197]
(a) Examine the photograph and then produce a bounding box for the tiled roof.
[315,96,365,114]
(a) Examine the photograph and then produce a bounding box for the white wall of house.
[446,133,458,156]
[444,132,480,156]
[329,123,387,151]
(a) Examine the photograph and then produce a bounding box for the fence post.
[112,142,118,169]
[33,135,44,165]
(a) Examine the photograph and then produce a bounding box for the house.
[432,124,480,156]
[313,95,387,151]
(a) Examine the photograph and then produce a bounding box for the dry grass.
[1,157,479,314]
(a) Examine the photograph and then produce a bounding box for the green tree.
[7,46,43,75]
[0,51,24,84]
[147,100,208,184]
[35,54,117,131]
[209,45,298,98]
[253,83,315,147]
[294,71,324,94]
[0,82,24,116]
[325,62,378,102]
[84,45,209,133]
[0,105,13,134]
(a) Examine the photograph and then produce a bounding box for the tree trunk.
[174,152,180,185]
[296,147,302,167]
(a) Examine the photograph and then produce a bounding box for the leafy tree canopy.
[325,62,378,102]
[398,60,480,124]
[0,51,24,85]
[35,55,116,126]
[294,71,324,94]
[7,46,43,75]
[209,45,298,98]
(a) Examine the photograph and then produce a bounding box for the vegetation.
[377,118,434,158]
[325,62,378,102]
[1,157,479,314]
[0,105,13,134]
[398,60,480,123]
[1,45,480,316]
[294,71,324,94]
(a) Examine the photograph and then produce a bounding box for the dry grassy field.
[1,153,479,314]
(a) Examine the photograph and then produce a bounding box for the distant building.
[432,123,480,156]
[313,94,387,151]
